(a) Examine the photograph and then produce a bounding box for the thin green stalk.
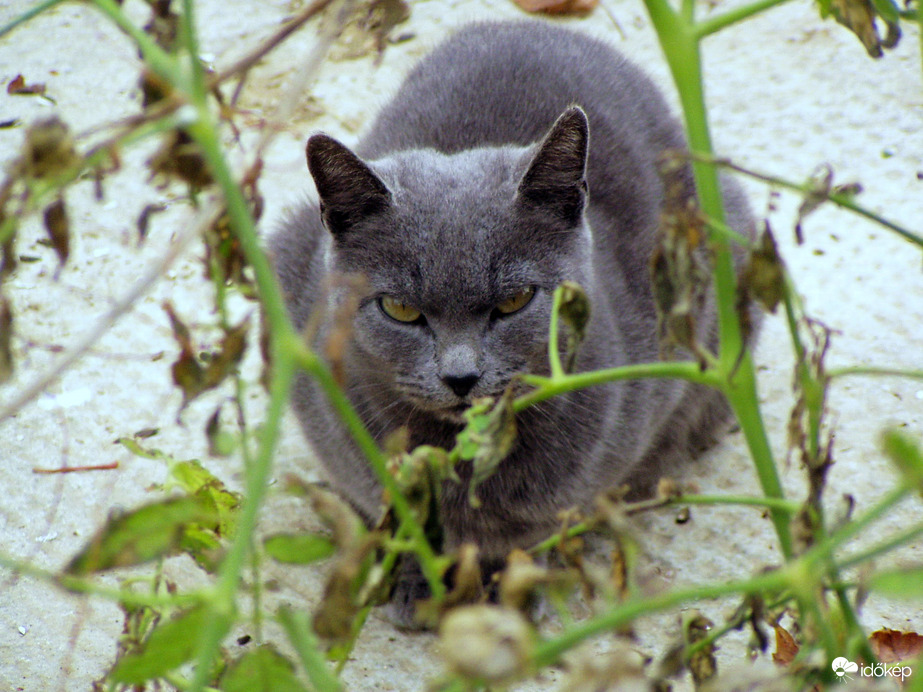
[531,566,794,668]
[673,493,801,513]
[90,0,178,84]
[837,521,923,570]
[828,365,923,380]
[642,0,792,559]
[293,344,447,600]
[180,0,207,103]
[693,0,795,38]
[0,0,67,38]
[691,152,923,248]
[547,287,565,379]
[182,101,301,686]
[514,361,713,412]
[278,607,344,692]
[0,551,203,608]
[821,485,915,561]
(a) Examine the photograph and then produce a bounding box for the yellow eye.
[495,286,535,316]
[379,295,423,323]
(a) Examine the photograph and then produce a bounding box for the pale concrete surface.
[0,0,921,690]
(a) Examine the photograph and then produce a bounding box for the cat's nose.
[442,372,480,398]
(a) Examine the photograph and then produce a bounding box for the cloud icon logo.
[832,657,859,677]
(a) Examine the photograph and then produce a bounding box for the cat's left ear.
[516,106,589,225]
[306,134,392,237]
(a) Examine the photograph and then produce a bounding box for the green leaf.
[116,436,171,461]
[169,459,241,537]
[869,567,923,598]
[222,644,309,692]
[882,429,923,494]
[66,497,216,575]
[264,533,336,564]
[110,605,210,684]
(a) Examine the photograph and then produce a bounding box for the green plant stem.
[547,287,565,379]
[0,0,67,38]
[90,0,178,84]
[837,521,923,570]
[532,567,792,668]
[527,493,800,554]
[0,551,203,608]
[278,607,343,692]
[514,361,714,412]
[642,0,792,560]
[293,343,447,600]
[828,365,923,380]
[691,152,923,248]
[183,84,302,691]
[693,0,795,38]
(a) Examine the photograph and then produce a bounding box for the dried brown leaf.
[439,605,534,683]
[772,624,799,666]
[741,225,785,314]
[42,197,69,270]
[7,74,46,96]
[685,612,717,685]
[558,280,590,372]
[21,117,79,180]
[499,549,550,612]
[869,628,923,663]
[0,295,12,384]
[829,0,898,57]
[513,0,598,14]
[149,130,213,191]
[650,160,711,365]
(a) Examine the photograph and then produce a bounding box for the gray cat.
[270,21,755,621]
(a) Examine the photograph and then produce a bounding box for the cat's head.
[306,107,591,423]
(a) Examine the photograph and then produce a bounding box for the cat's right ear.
[306,134,392,237]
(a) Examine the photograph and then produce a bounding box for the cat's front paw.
[382,558,432,631]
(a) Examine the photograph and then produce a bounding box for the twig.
[32,462,119,474]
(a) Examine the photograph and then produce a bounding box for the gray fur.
[270,21,756,618]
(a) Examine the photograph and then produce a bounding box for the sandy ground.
[0,0,921,689]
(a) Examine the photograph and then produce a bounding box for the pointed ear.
[306,134,392,237]
[517,107,589,225]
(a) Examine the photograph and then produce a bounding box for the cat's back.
[357,21,684,166]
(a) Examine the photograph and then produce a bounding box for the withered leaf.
[22,117,79,181]
[513,0,599,14]
[684,611,717,685]
[740,225,785,314]
[439,605,535,683]
[557,280,590,373]
[455,389,517,508]
[0,295,12,383]
[0,221,16,280]
[7,74,46,96]
[649,168,711,365]
[137,203,167,243]
[164,302,249,409]
[826,0,900,57]
[149,130,213,192]
[772,624,799,666]
[42,196,69,270]
[869,628,923,663]
[499,549,550,612]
